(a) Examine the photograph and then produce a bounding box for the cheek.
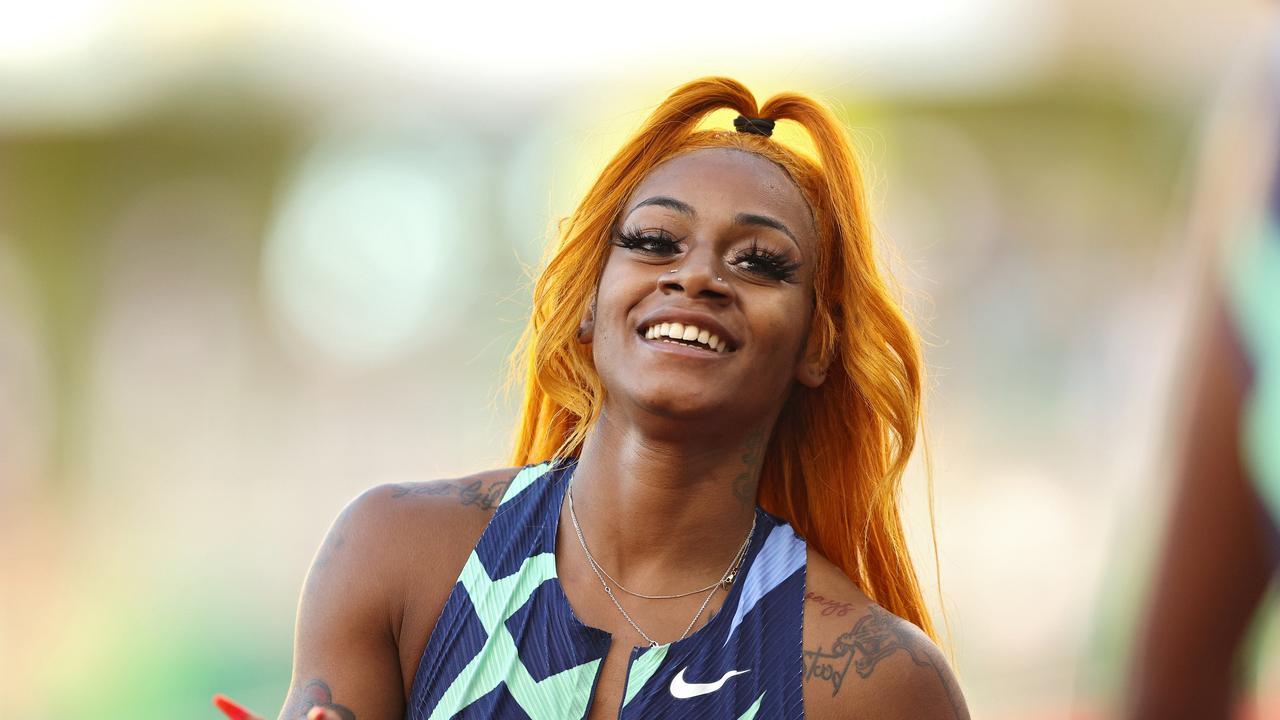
[592,258,648,345]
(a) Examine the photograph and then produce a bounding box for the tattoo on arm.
[802,605,970,719]
[283,678,356,720]
[312,533,346,570]
[389,478,512,510]
[731,426,767,510]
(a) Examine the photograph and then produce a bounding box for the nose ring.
[669,268,678,274]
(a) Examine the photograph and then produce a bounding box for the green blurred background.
[1,1,1275,717]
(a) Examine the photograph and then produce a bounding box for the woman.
[240,77,968,720]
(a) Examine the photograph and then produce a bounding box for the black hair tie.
[734,115,775,137]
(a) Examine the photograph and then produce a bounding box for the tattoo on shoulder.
[802,604,970,719]
[389,478,511,510]
[284,678,355,720]
[805,591,855,617]
[312,533,346,569]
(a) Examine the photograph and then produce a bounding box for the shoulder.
[802,548,970,720]
[326,466,528,561]
[312,467,529,627]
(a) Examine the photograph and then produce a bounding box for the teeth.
[642,321,731,353]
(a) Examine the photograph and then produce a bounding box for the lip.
[635,310,740,354]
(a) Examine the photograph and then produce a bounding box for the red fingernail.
[213,694,252,720]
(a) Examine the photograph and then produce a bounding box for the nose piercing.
[669,268,678,274]
[716,277,723,282]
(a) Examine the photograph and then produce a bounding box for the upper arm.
[279,485,410,720]
[1126,298,1273,719]
[802,553,969,720]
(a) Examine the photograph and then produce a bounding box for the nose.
[658,247,733,304]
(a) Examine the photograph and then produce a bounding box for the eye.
[730,240,801,282]
[613,228,681,256]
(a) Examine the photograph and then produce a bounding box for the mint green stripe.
[432,550,585,719]
[622,643,670,708]
[736,691,765,720]
[499,461,554,506]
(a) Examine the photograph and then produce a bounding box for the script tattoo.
[389,478,511,510]
[802,605,969,719]
[731,426,766,510]
[805,591,855,617]
[283,678,356,720]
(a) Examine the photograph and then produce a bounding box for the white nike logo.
[668,667,750,699]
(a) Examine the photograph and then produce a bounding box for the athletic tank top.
[405,458,808,719]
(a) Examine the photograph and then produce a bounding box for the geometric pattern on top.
[405,458,808,719]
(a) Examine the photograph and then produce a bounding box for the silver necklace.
[566,475,757,647]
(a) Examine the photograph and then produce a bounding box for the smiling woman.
[240,77,968,720]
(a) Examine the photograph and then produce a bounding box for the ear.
[576,300,596,344]
[795,341,829,389]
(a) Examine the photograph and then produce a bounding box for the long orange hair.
[508,77,935,639]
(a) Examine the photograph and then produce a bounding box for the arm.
[277,486,411,720]
[1125,298,1273,719]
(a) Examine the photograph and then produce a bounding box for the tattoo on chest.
[284,678,355,720]
[389,478,511,510]
[805,591,854,617]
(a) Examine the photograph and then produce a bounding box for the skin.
[1125,294,1273,719]
[254,148,967,720]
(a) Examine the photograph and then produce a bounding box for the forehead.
[623,148,816,248]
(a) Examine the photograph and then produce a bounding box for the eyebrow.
[733,212,798,247]
[627,195,696,218]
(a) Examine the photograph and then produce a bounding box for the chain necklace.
[566,474,757,647]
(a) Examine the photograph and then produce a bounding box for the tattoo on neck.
[731,426,766,510]
[389,478,511,510]
[802,605,969,719]
[284,678,356,720]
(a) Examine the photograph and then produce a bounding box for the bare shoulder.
[319,466,527,576]
[311,466,527,604]
[291,466,529,705]
[802,548,970,720]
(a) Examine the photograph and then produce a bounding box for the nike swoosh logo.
[669,667,750,699]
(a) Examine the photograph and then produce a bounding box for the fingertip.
[212,694,252,720]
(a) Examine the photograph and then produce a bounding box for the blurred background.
[1,1,1276,717]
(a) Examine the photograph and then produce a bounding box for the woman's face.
[587,147,825,428]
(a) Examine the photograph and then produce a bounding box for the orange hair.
[509,77,935,639]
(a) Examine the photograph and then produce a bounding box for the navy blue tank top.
[405,458,808,719]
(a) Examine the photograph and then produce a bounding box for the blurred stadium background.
[1,1,1275,717]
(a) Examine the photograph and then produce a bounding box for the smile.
[641,322,732,353]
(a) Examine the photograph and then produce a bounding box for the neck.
[565,407,770,591]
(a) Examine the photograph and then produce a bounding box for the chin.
[629,386,727,422]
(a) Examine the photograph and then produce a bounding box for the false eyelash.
[612,228,682,255]
[731,241,801,282]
